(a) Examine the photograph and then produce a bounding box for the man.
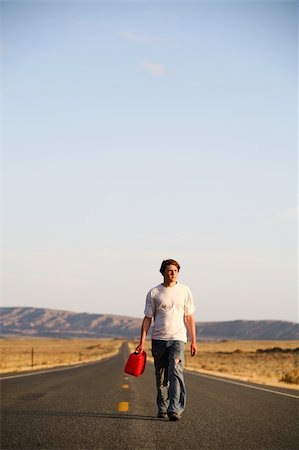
[136,258,197,421]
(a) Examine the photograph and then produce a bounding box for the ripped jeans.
[151,340,186,415]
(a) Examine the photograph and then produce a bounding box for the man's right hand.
[135,343,144,353]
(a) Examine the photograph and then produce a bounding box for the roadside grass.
[130,340,299,390]
[0,338,125,374]
[2,337,298,390]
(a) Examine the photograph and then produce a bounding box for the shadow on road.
[1,410,161,421]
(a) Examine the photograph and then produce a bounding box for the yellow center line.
[118,401,129,412]
[122,384,129,389]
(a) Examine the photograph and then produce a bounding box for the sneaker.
[157,411,168,419]
[168,412,181,421]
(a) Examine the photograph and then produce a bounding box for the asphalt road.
[1,343,298,450]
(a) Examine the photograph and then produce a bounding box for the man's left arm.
[184,314,197,356]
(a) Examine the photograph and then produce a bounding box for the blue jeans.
[151,340,186,415]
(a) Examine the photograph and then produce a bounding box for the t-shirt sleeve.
[184,287,195,315]
[144,290,154,318]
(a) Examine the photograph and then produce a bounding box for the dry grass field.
[2,338,298,390]
[130,340,299,390]
[0,338,125,374]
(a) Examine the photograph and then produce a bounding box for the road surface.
[1,343,298,449]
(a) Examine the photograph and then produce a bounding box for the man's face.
[164,264,179,283]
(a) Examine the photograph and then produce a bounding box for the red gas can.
[124,351,147,377]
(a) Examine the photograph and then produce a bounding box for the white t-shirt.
[144,282,195,343]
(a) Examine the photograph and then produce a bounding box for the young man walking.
[136,259,197,421]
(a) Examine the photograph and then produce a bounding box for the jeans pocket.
[152,340,166,359]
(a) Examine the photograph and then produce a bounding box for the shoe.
[168,412,181,421]
[157,411,168,419]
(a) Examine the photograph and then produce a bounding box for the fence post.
[31,347,34,367]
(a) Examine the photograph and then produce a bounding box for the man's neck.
[162,281,177,288]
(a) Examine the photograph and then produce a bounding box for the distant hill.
[0,307,298,340]
[198,320,298,340]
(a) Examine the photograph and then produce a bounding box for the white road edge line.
[0,358,112,381]
[187,370,299,399]
[2,358,298,399]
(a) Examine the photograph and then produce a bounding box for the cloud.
[280,207,298,219]
[119,31,146,43]
[240,207,298,222]
[119,31,168,45]
[141,60,166,76]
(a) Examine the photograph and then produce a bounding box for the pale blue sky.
[2,0,298,322]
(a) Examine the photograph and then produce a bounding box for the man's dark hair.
[159,259,181,275]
